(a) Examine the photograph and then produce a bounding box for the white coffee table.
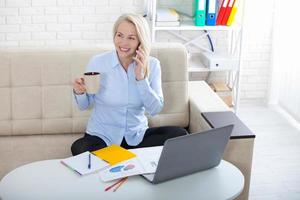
[0,159,244,200]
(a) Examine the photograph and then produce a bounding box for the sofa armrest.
[188,81,230,133]
[188,81,254,200]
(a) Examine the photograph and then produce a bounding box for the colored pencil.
[113,177,128,192]
[104,177,127,192]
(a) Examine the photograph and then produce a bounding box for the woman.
[71,13,187,156]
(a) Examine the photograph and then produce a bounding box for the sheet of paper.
[92,144,136,165]
[99,158,144,182]
[129,146,163,173]
[61,151,109,176]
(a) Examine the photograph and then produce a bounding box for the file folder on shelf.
[216,0,229,25]
[194,0,206,26]
[206,0,218,26]
[227,0,239,25]
[221,0,236,25]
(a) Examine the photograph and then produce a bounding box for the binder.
[227,0,239,26]
[206,0,218,26]
[194,0,206,26]
[221,0,236,25]
[216,0,229,25]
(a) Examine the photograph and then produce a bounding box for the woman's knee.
[71,138,88,156]
[167,126,188,137]
[71,136,107,156]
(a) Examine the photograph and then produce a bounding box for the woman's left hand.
[133,46,147,81]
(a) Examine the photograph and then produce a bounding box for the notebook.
[61,151,109,176]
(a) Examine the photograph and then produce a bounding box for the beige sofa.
[0,43,254,199]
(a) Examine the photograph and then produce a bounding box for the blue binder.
[206,0,217,26]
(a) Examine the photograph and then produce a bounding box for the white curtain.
[270,0,300,122]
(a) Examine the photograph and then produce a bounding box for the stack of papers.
[156,8,180,26]
[61,145,136,176]
[99,146,163,182]
[61,145,163,182]
[130,146,163,173]
[156,8,180,21]
[61,151,109,176]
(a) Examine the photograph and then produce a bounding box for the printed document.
[99,146,163,182]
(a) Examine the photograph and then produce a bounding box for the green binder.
[194,0,206,26]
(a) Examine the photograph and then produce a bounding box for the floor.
[237,103,300,200]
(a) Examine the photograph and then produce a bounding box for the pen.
[113,177,128,192]
[88,153,91,169]
[104,177,127,192]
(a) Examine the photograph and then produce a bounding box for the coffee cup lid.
[84,72,100,75]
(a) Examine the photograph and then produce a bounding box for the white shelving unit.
[145,0,244,111]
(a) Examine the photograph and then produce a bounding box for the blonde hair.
[113,13,151,77]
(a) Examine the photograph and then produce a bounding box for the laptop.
[142,125,234,184]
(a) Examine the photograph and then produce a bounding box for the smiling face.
[113,20,140,60]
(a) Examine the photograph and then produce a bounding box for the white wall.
[0,0,274,103]
[0,0,144,46]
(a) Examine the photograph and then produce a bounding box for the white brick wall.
[19,7,44,15]
[32,16,57,24]
[6,0,31,7]
[46,24,71,31]
[0,8,19,15]
[0,0,274,103]
[0,16,5,24]
[32,0,56,7]
[7,16,31,24]
[32,32,56,40]
[56,0,83,7]
[0,0,144,48]
[6,32,31,40]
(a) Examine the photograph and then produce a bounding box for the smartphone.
[133,44,141,59]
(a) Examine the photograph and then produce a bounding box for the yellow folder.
[227,0,239,26]
[92,144,136,165]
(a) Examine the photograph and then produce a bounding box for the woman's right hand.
[73,78,86,95]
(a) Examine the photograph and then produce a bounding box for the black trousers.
[71,126,188,156]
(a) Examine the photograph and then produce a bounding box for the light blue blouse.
[74,50,164,146]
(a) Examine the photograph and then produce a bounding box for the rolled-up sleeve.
[73,92,95,111]
[136,59,164,116]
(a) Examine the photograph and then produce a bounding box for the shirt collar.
[111,49,135,69]
[111,50,121,68]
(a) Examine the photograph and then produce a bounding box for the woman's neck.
[119,57,133,71]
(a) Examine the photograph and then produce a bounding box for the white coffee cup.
[83,72,100,94]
